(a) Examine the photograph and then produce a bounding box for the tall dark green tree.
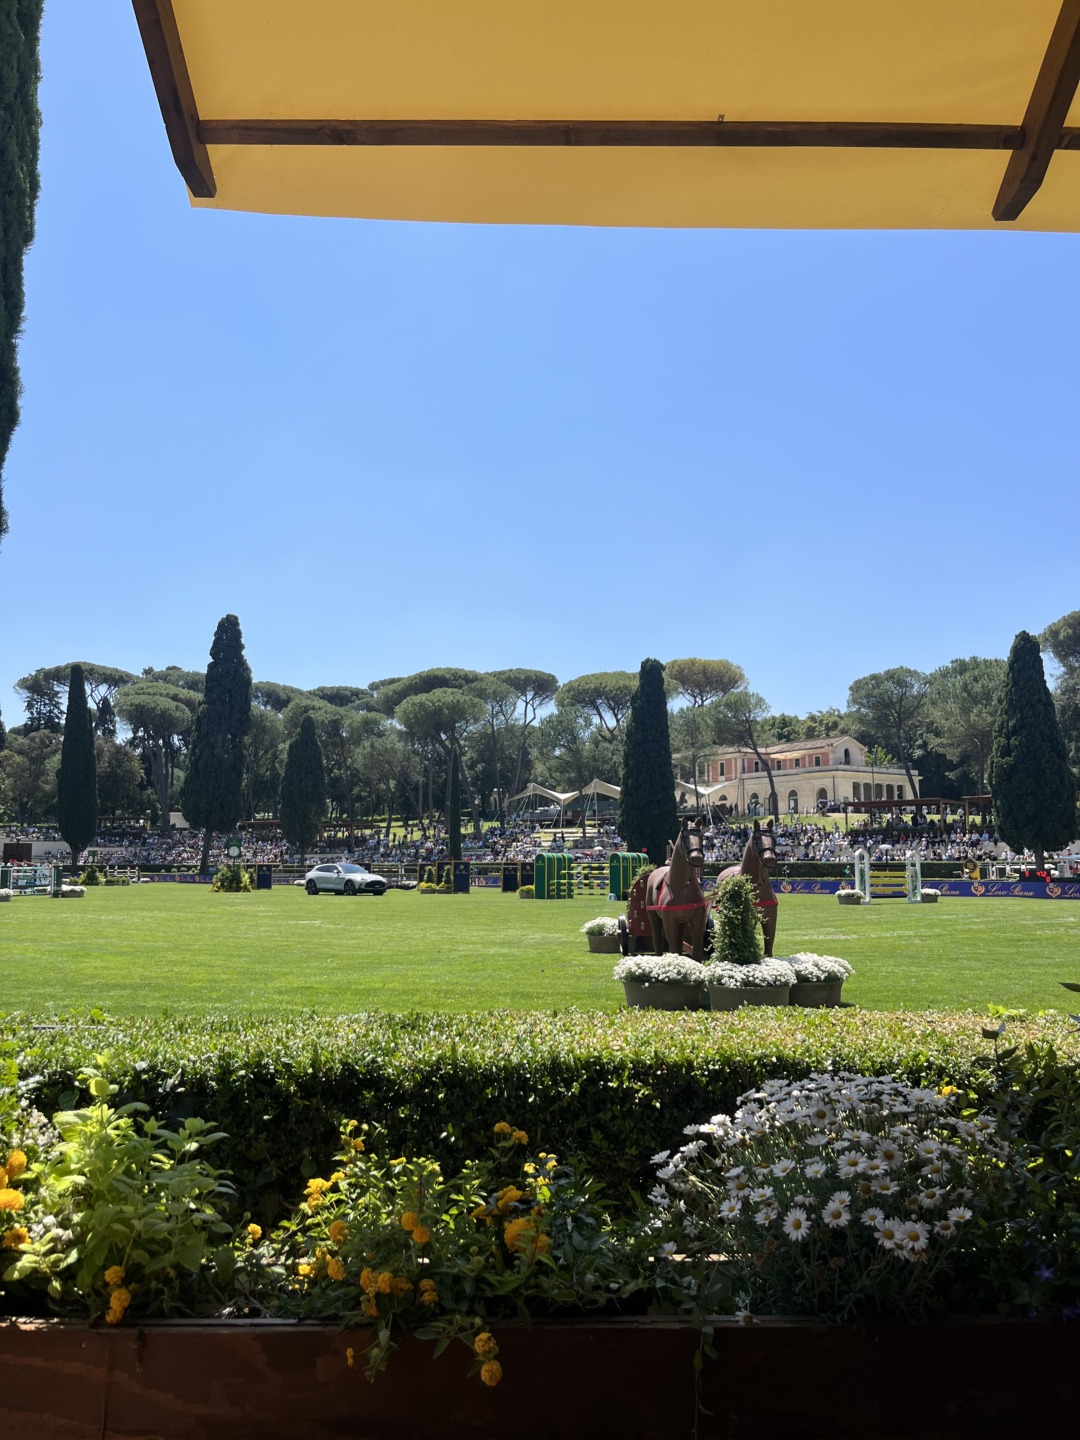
[988,631,1077,872]
[279,714,327,866]
[56,665,98,871]
[619,658,678,864]
[181,615,253,873]
[447,745,462,859]
[0,0,43,545]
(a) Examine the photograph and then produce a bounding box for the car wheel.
[371,886,387,896]
[343,880,357,896]
[305,880,319,895]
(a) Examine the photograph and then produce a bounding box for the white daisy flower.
[754,1206,778,1226]
[719,1198,741,1220]
[749,1187,774,1205]
[860,1157,885,1177]
[875,1217,902,1251]
[947,1206,973,1224]
[914,1138,941,1160]
[727,1175,751,1196]
[918,1188,944,1209]
[782,1207,810,1243]
[828,1190,851,1207]
[920,1158,948,1178]
[871,1176,900,1195]
[934,1219,957,1237]
[804,1159,827,1179]
[724,1165,745,1179]
[821,1200,850,1229]
[836,1150,864,1176]
[734,1309,754,1325]
[651,1150,671,1164]
[861,1207,885,1229]
[772,1159,796,1179]
[901,1220,930,1252]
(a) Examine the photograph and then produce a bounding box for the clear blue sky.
[1,2,1075,725]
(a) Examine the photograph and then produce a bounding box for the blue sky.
[1,2,1076,726]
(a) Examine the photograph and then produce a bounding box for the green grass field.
[4,884,1078,1015]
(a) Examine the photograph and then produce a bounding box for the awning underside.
[135,1,1080,230]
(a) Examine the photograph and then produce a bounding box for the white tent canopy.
[579,779,620,800]
[507,784,580,806]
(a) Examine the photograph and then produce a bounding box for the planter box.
[587,933,621,954]
[0,1316,1073,1439]
[622,980,704,1010]
[789,980,844,1008]
[836,893,864,906]
[921,893,939,903]
[708,984,791,1011]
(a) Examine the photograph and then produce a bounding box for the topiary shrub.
[711,873,763,965]
[518,885,535,899]
[423,865,437,886]
[77,865,103,886]
[211,863,253,893]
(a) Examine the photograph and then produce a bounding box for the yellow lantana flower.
[410,1225,431,1245]
[473,1331,498,1359]
[104,1265,125,1286]
[512,1130,528,1145]
[327,1257,346,1283]
[0,1190,24,1213]
[496,1186,525,1213]
[400,1211,419,1233]
[2,1227,28,1250]
[5,1151,27,1179]
[480,1361,503,1387]
[246,1224,262,1243]
[327,1220,347,1244]
[493,1122,512,1136]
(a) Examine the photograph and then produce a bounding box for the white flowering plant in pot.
[612,955,709,986]
[789,953,854,983]
[649,1072,1010,1323]
[704,959,796,989]
[580,917,620,937]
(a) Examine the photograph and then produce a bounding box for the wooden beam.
[199,119,1025,151]
[131,0,215,198]
[994,0,1080,222]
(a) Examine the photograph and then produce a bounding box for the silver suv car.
[304,862,387,896]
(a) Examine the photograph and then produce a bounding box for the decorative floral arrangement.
[517,885,535,899]
[788,953,854,983]
[704,959,796,989]
[0,890,12,902]
[835,887,863,899]
[921,888,941,898]
[580,917,620,937]
[649,1072,1009,1322]
[613,955,710,986]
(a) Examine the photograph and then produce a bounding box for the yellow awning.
[134,0,1080,230]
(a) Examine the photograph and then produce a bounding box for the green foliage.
[56,665,98,868]
[989,632,1077,865]
[1040,611,1080,673]
[4,1057,232,1320]
[15,1008,1078,1229]
[423,865,437,885]
[180,616,253,867]
[211,864,253,894]
[278,714,328,861]
[0,0,44,544]
[517,885,535,898]
[77,864,103,886]
[847,667,930,795]
[711,873,763,965]
[619,659,678,864]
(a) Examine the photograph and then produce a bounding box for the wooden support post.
[131,0,216,198]
[994,0,1080,221]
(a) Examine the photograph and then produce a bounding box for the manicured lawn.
[4,884,1077,1015]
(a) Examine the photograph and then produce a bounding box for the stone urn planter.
[707,983,791,1011]
[789,980,844,1008]
[587,933,621,954]
[622,980,704,1011]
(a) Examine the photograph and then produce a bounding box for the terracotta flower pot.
[707,984,791,1011]
[622,980,704,1011]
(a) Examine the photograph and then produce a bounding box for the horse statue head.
[749,820,778,873]
[646,819,709,961]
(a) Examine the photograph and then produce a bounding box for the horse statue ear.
[753,820,761,832]
[666,840,675,859]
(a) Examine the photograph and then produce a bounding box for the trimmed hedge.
[11,1009,1078,1227]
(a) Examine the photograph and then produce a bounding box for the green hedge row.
[11,1009,1077,1227]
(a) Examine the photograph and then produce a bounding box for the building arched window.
[787,789,800,813]
[852,782,861,801]
[748,792,760,814]
[897,786,904,801]
[843,748,851,765]
[817,788,828,806]
[753,760,760,772]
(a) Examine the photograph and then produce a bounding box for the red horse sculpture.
[718,820,779,957]
[645,822,708,961]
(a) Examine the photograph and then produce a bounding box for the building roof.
[134,1,1080,231]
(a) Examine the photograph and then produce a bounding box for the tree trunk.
[1035,846,1045,872]
[150,746,171,836]
[384,782,393,840]
[745,731,779,820]
[200,827,213,875]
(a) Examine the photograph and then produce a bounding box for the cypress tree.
[447,746,462,860]
[57,664,98,871]
[619,658,678,864]
[988,631,1077,872]
[181,615,253,873]
[0,0,44,545]
[279,714,327,866]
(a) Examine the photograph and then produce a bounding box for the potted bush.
[787,952,854,1007]
[705,958,796,1010]
[581,917,620,954]
[703,874,794,1007]
[518,884,535,899]
[836,887,864,906]
[612,955,708,1010]
[418,865,438,894]
[921,887,941,904]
